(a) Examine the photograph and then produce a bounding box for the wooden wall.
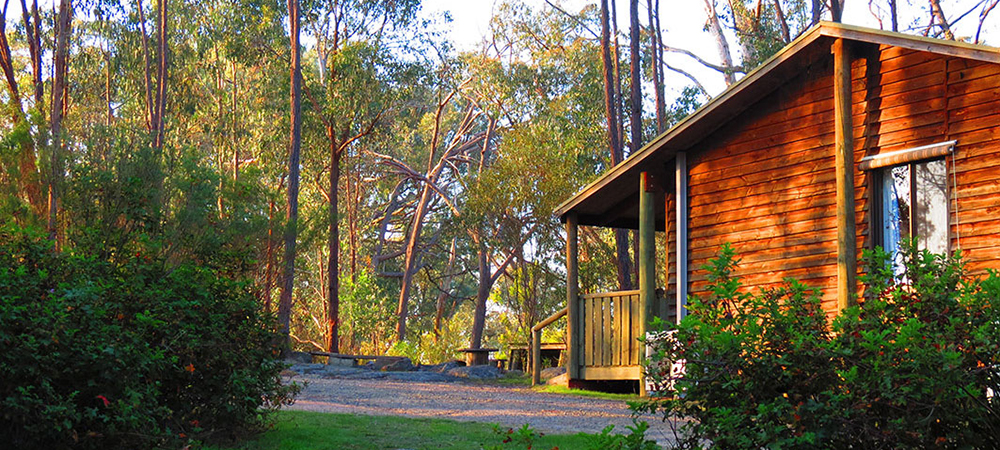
[684,42,1000,316]
[687,56,842,313]
[854,45,1000,279]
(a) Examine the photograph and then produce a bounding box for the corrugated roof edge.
[552,21,1000,220]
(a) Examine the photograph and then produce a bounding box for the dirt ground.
[285,371,679,447]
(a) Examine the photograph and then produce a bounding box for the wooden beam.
[638,171,656,397]
[833,38,858,311]
[579,365,642,380]
[821,22,1000,64]
[565,213,581,379]
[675,152,689,324]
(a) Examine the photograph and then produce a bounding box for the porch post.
[565,212,581,380]
[833,38,858,310]
[639,172,656,396]
[675,152,688,324]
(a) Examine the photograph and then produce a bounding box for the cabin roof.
[554,21,1000,230]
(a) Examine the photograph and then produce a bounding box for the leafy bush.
[584,421,660,450]
[0,226,298,449]
[485,421,658,450]
[637,242,1000,449]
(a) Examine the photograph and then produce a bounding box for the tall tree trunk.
[469,237,491,351]
[611,0,624,152]
[648,0,666,133]
[928,0,953,38]
[346,155,359,281]
[21,0,43,110]
[629,0,642,153]
[600,0,622,164]
[772,0,791,42]
[704,0,736,86]
[629,0,643,290]
[264,198,276,313]
[278,0,303,354]
[326,133,342,354]
[396,183,433,341]
[889,0,898,31]
[0,7,44,217]
[152,0,168,151]
[433,238,458,340]
[830,0,843,22]
[810,0,822,25]
[601,0,633,291]
[137,0,154,131]
[392,92,462,342]
[48,0,72,243]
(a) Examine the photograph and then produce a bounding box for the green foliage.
[637,242,1000,449]
[0,226,298,449]
[484,424,558,450]
[337,268,396,355]
[485,421,657,450]
[584,421,660,450]
[204,411,596,450]
[386,305,470,364]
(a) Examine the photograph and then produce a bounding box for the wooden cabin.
[551,22,1000,392]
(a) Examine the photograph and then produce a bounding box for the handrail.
[579,289,640,299]
[531,307,568,386]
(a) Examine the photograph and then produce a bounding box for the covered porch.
[554,159,690,393]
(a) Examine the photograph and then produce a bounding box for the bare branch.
[543,0,599,39]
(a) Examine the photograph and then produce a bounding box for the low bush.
[0,226,298,449]
[637,242,1000,449]
[484,421,658,450]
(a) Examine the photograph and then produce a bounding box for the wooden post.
[675,152,688,324]
[638,171,656,396]
[531,328,542,385]
[565,213,581,380]
[531,307,566,386]
[833,38,858,311]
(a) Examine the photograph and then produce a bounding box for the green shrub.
[0,226,298,449]
[636,242,1000,449]
[485,421,658,450]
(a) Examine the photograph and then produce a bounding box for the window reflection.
[880,159,948,272]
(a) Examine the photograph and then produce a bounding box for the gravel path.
[284,371,679,447]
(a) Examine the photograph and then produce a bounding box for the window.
[862,141,954,271]
[880,160,949,261]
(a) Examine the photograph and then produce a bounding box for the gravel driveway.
[284,371,679,447]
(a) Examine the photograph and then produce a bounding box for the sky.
[3,0,996,98]
[420,0,1000,97]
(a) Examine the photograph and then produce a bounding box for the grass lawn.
[483,373,640,402]
[205,410,595,450]
[532,385,640,402]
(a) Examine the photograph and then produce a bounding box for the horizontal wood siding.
[857,46,1000,281]
[685,44,1000,317]
[688,57,841,313]
[945,57,1000,272]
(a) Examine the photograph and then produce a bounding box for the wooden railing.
[530,307,567,386]
[573,289,677,380]
[579,290,642,369]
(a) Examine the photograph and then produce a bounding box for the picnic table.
[309,352,404,367]
[458,347,498,366]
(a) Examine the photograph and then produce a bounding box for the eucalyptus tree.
[299,0,422,352]
[277,0,304,353]
[452,2,611,350]
[0,0,49,222]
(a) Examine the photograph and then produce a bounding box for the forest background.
[1,0,996,363]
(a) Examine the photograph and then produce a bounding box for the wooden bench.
[458,348,498,366]
[309,352,403,367]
